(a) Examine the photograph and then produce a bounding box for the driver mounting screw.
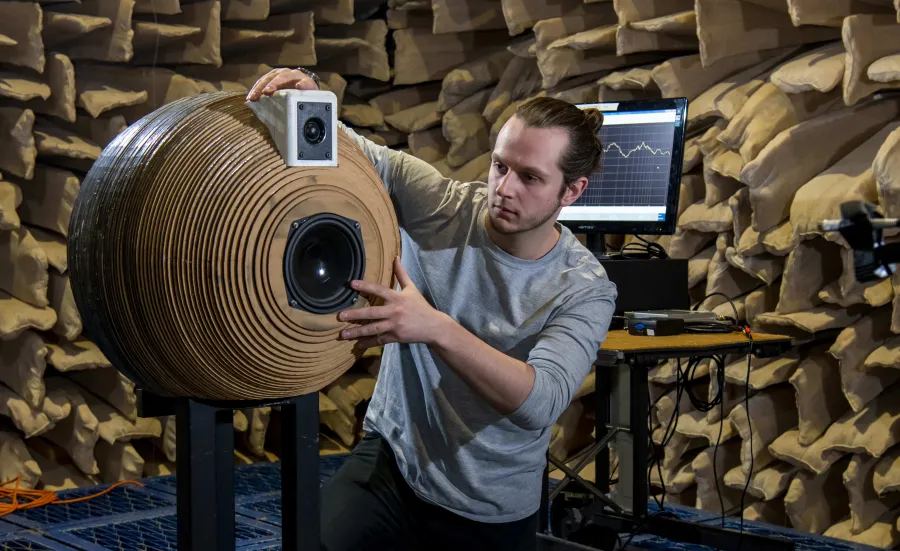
[290,300,299,308]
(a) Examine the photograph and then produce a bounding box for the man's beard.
[490,199,561,235]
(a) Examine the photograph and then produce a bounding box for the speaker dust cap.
[67,91,400,401]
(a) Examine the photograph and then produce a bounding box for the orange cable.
[0,477,145,518]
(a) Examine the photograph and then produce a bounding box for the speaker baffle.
[284,212,365,315]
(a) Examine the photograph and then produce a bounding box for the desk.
[545,330,794,551]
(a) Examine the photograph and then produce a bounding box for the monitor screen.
[559,98,688,236]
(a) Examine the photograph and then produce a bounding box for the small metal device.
[627,317,685,336]
[247,89,339,168]
[624,310,721,336]
[624,310,718,322]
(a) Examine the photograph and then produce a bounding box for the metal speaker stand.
[138,390,320,551]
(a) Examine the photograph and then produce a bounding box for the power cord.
[685,293,755,536]
[683,320,736,334]
[678,354,728,527]
[648,374,683,510]
[620,363,685,548]
[696,291,755,542]
[619,235,669,259]
[737,329,754,550]
[684,291,745,334]
[619,291,755,549]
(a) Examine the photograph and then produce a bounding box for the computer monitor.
[559,98,688,237]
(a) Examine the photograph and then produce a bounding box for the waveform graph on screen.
[575,120,676,208]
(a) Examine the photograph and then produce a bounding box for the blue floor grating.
[1,485,175,532]
[240,543,282,551]
[236,496,283,526]
[693,516,876,551]
[46,514,279,551]
[0,521,24,536]
[143,454,347,505]
[0,532,76,551]
[627,502,878,551]
[142,461,283,503]
[0,453,879,550]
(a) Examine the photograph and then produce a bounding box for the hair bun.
[583,108,604,135]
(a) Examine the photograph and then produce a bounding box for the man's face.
[487,116,583,235]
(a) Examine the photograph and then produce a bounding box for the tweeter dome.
[68,91,400,401]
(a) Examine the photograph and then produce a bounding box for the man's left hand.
[338,257,448,349]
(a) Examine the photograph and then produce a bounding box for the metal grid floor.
[0,455,879,551]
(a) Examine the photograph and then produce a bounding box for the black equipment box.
[598,258,689,329]
[626,317,685,336]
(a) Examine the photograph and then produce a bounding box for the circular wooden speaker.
[67,91,400,401]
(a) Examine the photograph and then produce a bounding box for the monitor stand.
[583,233,690,325]
[585,233,608,259]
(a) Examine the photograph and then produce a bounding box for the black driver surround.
[283,213,366,314]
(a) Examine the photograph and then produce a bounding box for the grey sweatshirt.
[340,124,618,524]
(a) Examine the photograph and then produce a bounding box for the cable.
[681,355,726,413]
[619,235,669,260]
[0,477,144,518]
[706,355,726,527]
[621,357,685,548]
[737,328,754,551]
[621,290,755,549]
[683,321,735,334]
[691,292,740,316]
[688,291,755,534]
[648,373,682,510]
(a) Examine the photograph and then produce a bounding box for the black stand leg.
[216,407,236,546]
[139,389,323,551]
[540,457,550,534]
[595,368,611,494]
[630,360,649,520]
[176,398,235,551]
[586,233,607,258]
[282,393,320,551]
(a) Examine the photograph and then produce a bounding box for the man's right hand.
[246,68,320,102]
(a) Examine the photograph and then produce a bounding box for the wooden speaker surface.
[68,91,400,401]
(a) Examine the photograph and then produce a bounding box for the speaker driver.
[284,213,365,314]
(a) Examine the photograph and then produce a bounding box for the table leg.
[630,360,650,520]
[595,368,611,494]
[541,457,550,533]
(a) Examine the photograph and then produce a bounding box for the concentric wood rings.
[68,91,400,401]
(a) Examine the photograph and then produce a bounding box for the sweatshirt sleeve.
[337,122,462,230]
[507,279,617,431]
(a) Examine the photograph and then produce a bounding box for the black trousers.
[321,432,539,551]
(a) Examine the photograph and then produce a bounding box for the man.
[247,68,617,551]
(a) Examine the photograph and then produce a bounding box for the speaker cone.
[284,213,365,314]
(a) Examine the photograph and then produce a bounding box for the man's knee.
[320,436,412,551]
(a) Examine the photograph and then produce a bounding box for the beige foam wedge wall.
[2,2,900,538]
